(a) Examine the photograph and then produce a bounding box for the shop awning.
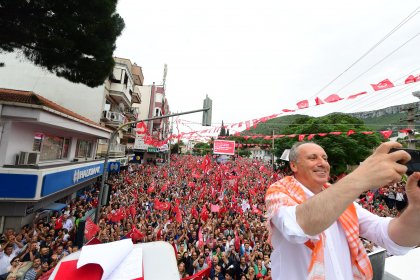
[42,202,67,212]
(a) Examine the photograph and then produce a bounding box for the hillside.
[242,102,419,135]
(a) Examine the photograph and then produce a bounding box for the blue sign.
[108,162,120,173]
[41,163,104,197]
[0,173,38,198]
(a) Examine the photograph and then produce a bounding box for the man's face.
[290,143,330,192]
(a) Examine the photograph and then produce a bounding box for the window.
[75,139,94,158]
[38,134,70,161]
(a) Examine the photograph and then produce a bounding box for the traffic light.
[202,95,212,126]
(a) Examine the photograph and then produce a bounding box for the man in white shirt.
[266,141,420,280]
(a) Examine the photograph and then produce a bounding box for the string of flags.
[137,74,419,145]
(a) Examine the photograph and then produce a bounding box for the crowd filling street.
[0,153,409,280]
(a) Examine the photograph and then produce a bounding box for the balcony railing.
[101,110,125,127]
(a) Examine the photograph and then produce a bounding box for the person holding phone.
[265,141,420,280]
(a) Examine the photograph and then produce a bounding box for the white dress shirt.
[270,183,412,280]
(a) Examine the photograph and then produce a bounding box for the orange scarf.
[265,176,373,280]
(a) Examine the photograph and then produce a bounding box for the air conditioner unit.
[18,151,40,165]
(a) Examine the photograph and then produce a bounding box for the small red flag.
[347,130,355,136]
[298,134,306,142]
[347,91,367,99]
[282,108,295,113]
[405,74,420,84]
[307,134,315,140]
[296,100,309,109]
[315,97,324,105]
[371,79,394,91]
[380,130,393,139]
[324,94,343,103]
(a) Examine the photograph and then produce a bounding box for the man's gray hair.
[288,141,316,163]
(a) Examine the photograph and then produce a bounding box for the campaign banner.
[213,140,235,155]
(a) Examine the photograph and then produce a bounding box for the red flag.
[84,217,99,241]
[201,154,211,171]
[175,210,182,223]
[405,74,420,84]
[282,109,295,113]
[324,94,343,103]
[307,134,315,140]
[85,237,102,246]
[126,226,144,243]
[380,130,393,139]
[181,267,211,280]
[362,131,374,135]
[329,132,342,135]
[252,205,262,215]
[347,91,367,99]
[191,206,199,219]
[200,206,209,222]
[371,79,394,91]
[298,134,306,142]
[346,130,355,136]
[297,100,309,109]
[315,97,324,105]
[136,121,148,134]
[317,133,328,137]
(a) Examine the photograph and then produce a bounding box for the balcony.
[131,87,141,104]
[125,107,140,121]
[108,83,132,107]
[123,127,136,139]
[101,110,125,127]
[97,143,126,158]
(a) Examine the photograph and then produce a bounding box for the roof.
[0,88,109,131]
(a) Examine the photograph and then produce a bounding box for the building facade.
[0,89,111,231]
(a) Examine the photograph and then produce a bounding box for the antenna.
[162,64,168,88]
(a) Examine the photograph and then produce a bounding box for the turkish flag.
[298,134,306,142]
[380,130,393,139]
[315,97,324,105]
[282,108,295,113]
[347,91,367,99]
[329,132,342,135]
[324,94,343,103]
[126,226,144,243]
[405,74,420,84]
[347,130,355,136]
[200,206,209,222]
[136,121,148,134]
[371,79,394,91]
[318,133,328,137]
[84,218,100,241]
[297,100,309,109]
[307,134,315,140]
[210,204,220,213]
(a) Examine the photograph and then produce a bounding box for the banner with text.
[213,140,235,155]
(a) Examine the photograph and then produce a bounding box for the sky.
[114,0,420,136]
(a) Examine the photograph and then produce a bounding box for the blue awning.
[42,202,67,212]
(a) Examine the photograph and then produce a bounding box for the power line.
[308,6,420,100]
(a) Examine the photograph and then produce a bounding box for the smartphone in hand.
[390,148,420,175]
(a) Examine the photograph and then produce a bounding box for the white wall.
[0,52,106,123]
[137,85,152,120]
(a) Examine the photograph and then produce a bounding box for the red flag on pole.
[371,79,394,91]
[126,226,144,243]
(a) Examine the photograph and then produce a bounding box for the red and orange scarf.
[265,176,373,280]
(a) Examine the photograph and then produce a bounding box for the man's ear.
[290,161,297,172]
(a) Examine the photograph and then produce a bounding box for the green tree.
[193,142,211,156]
[0,0,125,87]
[274,113,382,176]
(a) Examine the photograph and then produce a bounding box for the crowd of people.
[0,152,410,280]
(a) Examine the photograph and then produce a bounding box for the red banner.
[213,140,235,155]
